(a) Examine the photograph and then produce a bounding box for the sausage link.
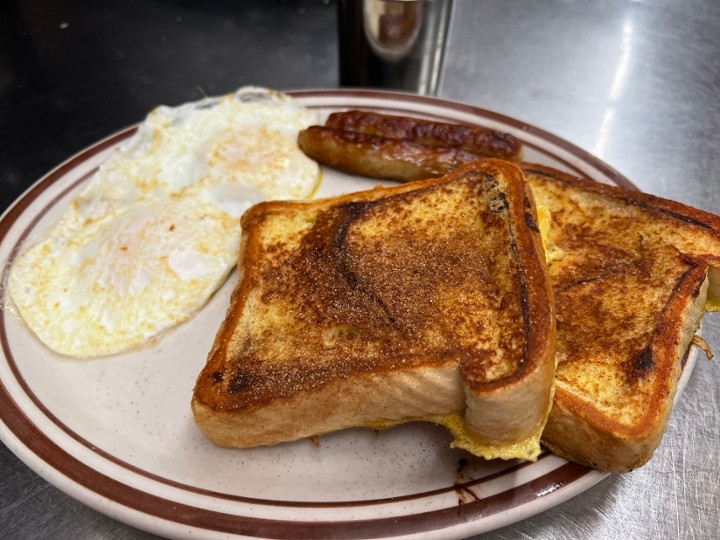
[325,110,523,161]
[298,126,480,182]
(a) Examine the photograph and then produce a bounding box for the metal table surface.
[1,0,718,538]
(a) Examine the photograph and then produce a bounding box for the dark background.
[0,0,338,212]
[2,1,720,539]
[1,2,336,537]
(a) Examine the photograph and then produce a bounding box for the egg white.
[9,87,320,357]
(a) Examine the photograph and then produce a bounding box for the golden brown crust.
[192,160,555,453]
[325,110,523,161]
[193,365,465,448]
[521,163,720,235]
[541,272,708,471]
[460,162,556,443]
[522,164,720,471]
[293,105,720,470]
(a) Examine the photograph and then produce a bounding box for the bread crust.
[192,160,555,458]
[293,106,720,471]
[541,269,707,471]
[522,163,720,234]
[461,162,556,444]
[523,164,720,471]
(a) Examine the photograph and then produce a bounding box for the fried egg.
[9,87,321,357]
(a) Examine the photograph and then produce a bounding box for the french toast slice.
[192,160,556,460]
[297,113,720,471]
[522,164,720,472]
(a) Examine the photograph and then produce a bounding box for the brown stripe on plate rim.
[0,292,561,509]
[0,334,556,511]
[0,89,603,533]
[0,127,137,230]
[289,89,635,189]
[0,123,587,509]
[0,381,594,539]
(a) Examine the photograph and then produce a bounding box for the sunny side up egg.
[9,87,321,357]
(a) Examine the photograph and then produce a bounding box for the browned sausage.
[297,126,480,182]
[325,110,523,161]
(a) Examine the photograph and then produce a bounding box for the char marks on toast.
[523,164,720,471]
[192,160,556,459]
[294,109,720,471]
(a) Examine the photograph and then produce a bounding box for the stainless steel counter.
[446,2,720,538]
[1,0,718,538]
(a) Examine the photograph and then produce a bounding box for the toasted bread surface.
[192,160,555,459]
[523,164,720,471]
[294,108,720,470]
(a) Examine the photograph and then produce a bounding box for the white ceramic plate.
[0,89,696,539]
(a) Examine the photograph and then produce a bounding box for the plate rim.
[0,88,662,539]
